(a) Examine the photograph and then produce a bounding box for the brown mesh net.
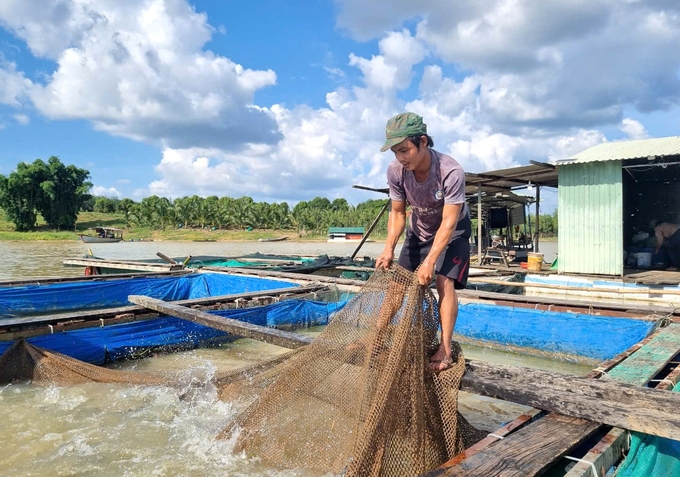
[0,265,484,476]
[0,339,171,387]
[217,265,485,476]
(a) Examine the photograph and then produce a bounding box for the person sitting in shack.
[653,222,680,269]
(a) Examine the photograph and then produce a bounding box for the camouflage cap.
[380,112,428,152]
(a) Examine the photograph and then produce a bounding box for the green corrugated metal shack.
[556,136,680,276]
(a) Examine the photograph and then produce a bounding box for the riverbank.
[0,211,341,242]
[1,211,558,243]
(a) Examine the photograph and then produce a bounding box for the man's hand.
[376,249,394,269]
[417,260,436,285]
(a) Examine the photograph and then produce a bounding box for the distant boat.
[327,227,371,243]
[77,227,124,243]
[258,236,288,242]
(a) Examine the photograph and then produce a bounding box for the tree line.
[0,157,558,237]
[0,157,390,235]
[83,195,390,237]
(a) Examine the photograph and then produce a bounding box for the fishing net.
[0,265,484,476]
[0,339,171,387]
[217,265,485,476]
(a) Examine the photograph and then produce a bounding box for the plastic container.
[637,252,652,268]
[527,252,544,271]
[520,262,528,269]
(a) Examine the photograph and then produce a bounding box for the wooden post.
[128,295,313,349]
[477,184,483,265]
[156,252,178,265]
[351,199,391,260]
[535,183,540,252]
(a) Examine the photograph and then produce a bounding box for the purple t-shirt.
[387,149,469,241]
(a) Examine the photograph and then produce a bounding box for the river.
[0,238,558,280]
[0,239,571,476]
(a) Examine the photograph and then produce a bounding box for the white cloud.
[2,0,680,210]
[91,185,120,197]
[13,113,29,125]
[0,0,280,149]
[0,61,32,106]
[336,0,680,129]
[349,30,426,94]
[620,118,648,140]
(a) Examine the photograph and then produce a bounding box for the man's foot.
[429,345,454,371]
[429,355,454,372]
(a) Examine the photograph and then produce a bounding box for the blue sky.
[0,0,679,215]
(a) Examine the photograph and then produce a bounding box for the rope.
[487,433,505,440]
[649,378,675,388]
[592,366,608,377]
[564,456,598,477]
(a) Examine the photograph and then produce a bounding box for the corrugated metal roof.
[557,136,680,165]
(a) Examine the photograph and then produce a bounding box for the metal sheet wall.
[558,161,623,275]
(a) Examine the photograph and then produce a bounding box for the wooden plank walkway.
[63,258,184,272]
[206,267,680,317]
[605,324,680,385]
[422,414,601,477]
[425,324,680,476]
[624,270,680,285]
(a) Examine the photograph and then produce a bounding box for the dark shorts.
[397,230,470,289]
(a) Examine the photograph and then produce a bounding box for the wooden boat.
[63,252,377,278]
[76,227,124,243]
[258,236,288,242]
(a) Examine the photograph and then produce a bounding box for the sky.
[0,0,679,214]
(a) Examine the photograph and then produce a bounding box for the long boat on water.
[76,226,125,243]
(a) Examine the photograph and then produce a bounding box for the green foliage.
[37,157,92,230]
[537,211,559,236]
[93,196,120,213]
[0,157,91,231]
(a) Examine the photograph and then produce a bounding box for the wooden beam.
[421,414,601,476]
[468,276,680,296]
[63,258,184,272]
[128,295,313,349]
[0,270,191,288]
[209,267,680,317]
[434,409,545,469]
[156,252,178,264]
[461,360,680,440]
[201,267,367,291]
[458,287,680,317]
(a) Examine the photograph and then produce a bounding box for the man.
[375,112,471,371]
[654,222,680,268]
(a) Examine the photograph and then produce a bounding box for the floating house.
[464,136,680,305]
[555,136,680,276]
[328,226,367,242]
